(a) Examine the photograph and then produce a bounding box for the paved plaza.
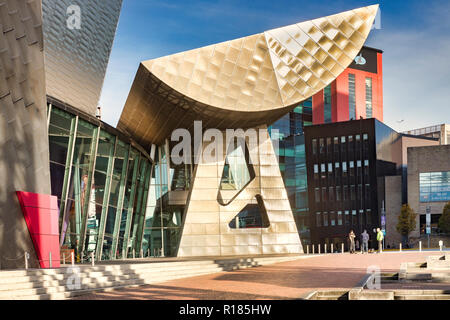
[73,251,447,300]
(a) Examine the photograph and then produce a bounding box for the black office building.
[304,118,404,249]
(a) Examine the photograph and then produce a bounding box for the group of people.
[348,228,384,254]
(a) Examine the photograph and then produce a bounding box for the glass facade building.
[47,98,183,261]
[269,99,313,244]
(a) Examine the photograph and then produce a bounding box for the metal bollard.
[148,249,150,257]
[331,244,334,254]
[24,252,29,270]
[71,252,75,266]
[342,243,345,254]
[91,252,95,266]
[312,245,315,255]
[439,241,443,252]
[399,243,402,252]
[306,245,309,255]
[49,252,52,269]
[419,241,422,252]
[141,249,143,258]
[63,254,66,265]
[318,244,321,255]
[324,244,327,254]
[133,249,135,259]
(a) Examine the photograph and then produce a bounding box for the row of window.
[313,160,370,180]
[316,210,372,228]
[314,184,371,203]
[312,134,369,156]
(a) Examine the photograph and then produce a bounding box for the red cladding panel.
[312,90,324,125]
[16,191,61,269]
[335,72,350,122]
[16,191,59,210]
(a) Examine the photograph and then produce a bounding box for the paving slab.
[73,252,444,300]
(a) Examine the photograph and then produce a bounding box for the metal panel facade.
[42,0,123,115]
[0,0,50,269]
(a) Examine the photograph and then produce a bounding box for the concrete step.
[1,265,228,299]
[0,255,306,300]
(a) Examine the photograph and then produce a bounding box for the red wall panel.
[312,90,324,125]
[16,191,61,269]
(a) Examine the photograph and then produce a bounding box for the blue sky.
[99,0,450,132]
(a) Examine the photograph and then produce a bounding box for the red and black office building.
[311,46,384,125]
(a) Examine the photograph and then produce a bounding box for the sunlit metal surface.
[119,5,378,147]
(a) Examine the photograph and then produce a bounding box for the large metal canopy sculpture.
[119,5,379,147]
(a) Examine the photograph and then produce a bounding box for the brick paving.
[73,251,446,300]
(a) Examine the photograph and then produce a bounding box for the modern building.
[404,124,450,145]
[117,6,379,258]
[269,46,383,245]
[0,0,123,269]
[304,118,438,248]
[0,2,380,269]
[408,145,450,238]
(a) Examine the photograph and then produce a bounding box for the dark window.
[319,138,325,154]
[329,187,335,202]
[322,187,327,202]
[312,139,317,155]
[323,212,329,227]
[334,137,339,153]
[315,188,321,203]
[316,212,322,227]
[336,186,341,202]
[343,186,348,201]
[365,184,371,201]
[366,210,372,226]
[348,136,354,153]
[327,137,332,154]
[345,211,350,225]
[350,185,356,201]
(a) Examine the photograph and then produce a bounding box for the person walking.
[349,230,356,254]
[361,230,369,254]
[376,228,384,253]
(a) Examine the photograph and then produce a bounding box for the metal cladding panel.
[42,0,123,115]
[177,127,303,257]
[0,0,50,269]
[119,5,378,146]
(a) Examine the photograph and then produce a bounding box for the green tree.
[438,202,450,234]
[396,204,417,244]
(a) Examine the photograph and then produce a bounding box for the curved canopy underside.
[118,5,378,147]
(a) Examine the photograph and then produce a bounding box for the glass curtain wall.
[349,74,356,120]
[268,99,313,244]
[48,104,183,261]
